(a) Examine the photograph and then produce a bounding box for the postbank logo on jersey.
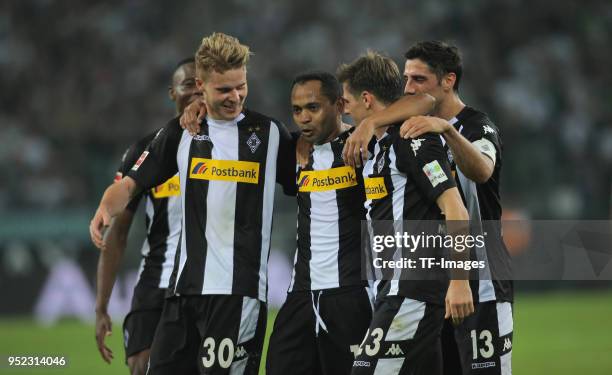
[364,177,387,200]
[151,175,180,198]
[189,158,259,184]
[297,166,357,192]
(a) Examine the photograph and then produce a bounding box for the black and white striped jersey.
[288,128,368,292]
[116,129,181,289]
[128,110,296,302]
[446,106,513,303]
[363,125,456,305]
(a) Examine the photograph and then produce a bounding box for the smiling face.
[291,80,341,144]
[169,62,200,114]
[196,67,248,121]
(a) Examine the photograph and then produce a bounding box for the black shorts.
[122,282,166,359]
[442,301,513,375]
[147,294,267,375]
[351,296,445,375]
[267,286,373,375]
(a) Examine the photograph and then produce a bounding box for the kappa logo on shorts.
[234,345,247,359]
[503,337,512,351]
[384,344,404,356]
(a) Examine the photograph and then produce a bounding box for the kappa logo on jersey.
[411,138,426,156]
[189,158,260,184]
[131,151,149,171]
[298,166,357,192]
[364,177,387,200]
[385,344,404,356]
[422,160,448,187]
[151,175,180,198]
[247,132,261,153]
[483,125,496,134]
[503,337,512,351]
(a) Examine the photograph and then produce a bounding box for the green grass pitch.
[0,291,611,374]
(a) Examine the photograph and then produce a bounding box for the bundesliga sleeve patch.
[114,172,123,182]
[422,160,448,187]
[131,151,149,171]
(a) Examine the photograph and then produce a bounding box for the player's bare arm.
[342,93,435,167]
[436,187,474,324]
[94,209,134,363]
[90,177,139,249]
[401,116,494,183]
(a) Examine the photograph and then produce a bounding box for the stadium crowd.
[1,0,610,218]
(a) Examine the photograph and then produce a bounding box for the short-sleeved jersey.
[115,129,181,289]
[289,127,368,292]
[363,125,456,305]
[128,110,296,302]
[446,106,513,303]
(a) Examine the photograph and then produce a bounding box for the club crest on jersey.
[364,177,387,200]
[189,158,259,184]
[298,166,357,192]
[247,132,261,153]
[131,151,149,171]
[377,152,386,173]
[151,175,180,198]
[411,138,425,156]
[422,160,448,187]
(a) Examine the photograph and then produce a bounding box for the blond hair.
[195,32,251,79]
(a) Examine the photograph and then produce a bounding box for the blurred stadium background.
[1,0,611,374]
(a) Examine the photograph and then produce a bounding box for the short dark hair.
[337,51,402,105]
[291,71,342,104]
[404,41,462,91]
[175,57,195,70]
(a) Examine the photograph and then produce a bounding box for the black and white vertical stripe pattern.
[289,130,366,292]
[137,183,182,288]
[172,112,281,301]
